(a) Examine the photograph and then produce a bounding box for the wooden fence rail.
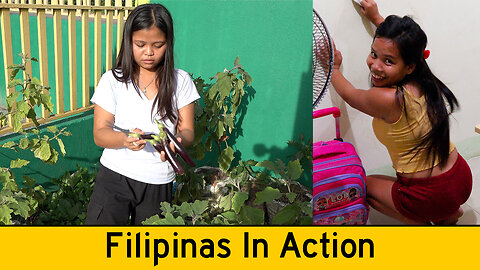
[0,0,136,135]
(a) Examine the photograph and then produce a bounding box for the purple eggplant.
[153,142,184,175]
[139,134,154,140]
[162,127,196,167]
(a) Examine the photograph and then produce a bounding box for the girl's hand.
[333,42,343,70]
[160,137,182,162]
[360,0,384,26]
[125,128,147,151]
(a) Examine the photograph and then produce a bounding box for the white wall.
[313,0,480,173]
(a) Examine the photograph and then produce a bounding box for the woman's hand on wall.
[333,41,343,70]
[360,0,384,26]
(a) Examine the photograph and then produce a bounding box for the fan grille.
[313,9,334,109]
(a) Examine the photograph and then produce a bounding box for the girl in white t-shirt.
[85,4,200,225]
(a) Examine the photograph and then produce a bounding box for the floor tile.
[457,203,480,225]
[367,207,403,225]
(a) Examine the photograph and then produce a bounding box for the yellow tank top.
[372,87,455,173]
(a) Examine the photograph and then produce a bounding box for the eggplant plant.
[143,57,313,226]
[0,54,70,225]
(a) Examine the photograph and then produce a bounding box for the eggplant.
[153,142,184,175]
[139,134,154,140]
[128,133,153,140]
[162,127,196,167]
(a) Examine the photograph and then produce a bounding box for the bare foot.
[434,208,463,225]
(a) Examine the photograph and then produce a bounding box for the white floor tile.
[367,207,404,225]
[457,203,480,225]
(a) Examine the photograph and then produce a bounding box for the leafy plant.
[35,166,96,225]
[0,168,46,225]
[173,57,253,203]
[288,134,313,167]
[190,56,252,169]
[144,58,313,226]
[0,54,71,225]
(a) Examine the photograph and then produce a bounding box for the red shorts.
[391,154,472,223]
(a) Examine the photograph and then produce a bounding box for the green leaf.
[10,158,30,169]
[40,93,54,112]
[256,160,277,172]
[33,141,52,161]
[47,126,59,133]
[31,77,43,86]
[45,149,59,165]
[216,121,225,139]
[27,108,40,127]
[142,214,162,225]
[13,200,30,218]
[298,201,313,217]
[286,192,297,203]
[219,192,234,211]
[12,112,24,133]
[162,213,186,225]
[233,56,240,67]
[286,159,304,181]
[220,211,238,222]
[17,100,29,114]
[232,191,248,214]
[1,141,16,149]
[213,71,227,81]
[179,202,194,216]
[254,187,282,205]
[243,159,258,166]
[9,68,20,81]
[219,146,234,171]
[191,200,209,216]
[19,137,29,149]
[214,74,233,100]
[272,204,301,225]
[56,138,66,156]
[159,201,175,215]
[224,114,234,132]
[6,92,20,109]
[8,78,22,88]
[22,176,36,189]
[0,205,14,225]
[0,169,18,190]
[238,206,264,225]
[29,138,40,148]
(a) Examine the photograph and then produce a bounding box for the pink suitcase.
[313,107,368,225]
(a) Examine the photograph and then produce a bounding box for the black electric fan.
[313,9,334,109]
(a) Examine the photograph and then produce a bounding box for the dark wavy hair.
[113,4,177,124]
[375,15,458,168]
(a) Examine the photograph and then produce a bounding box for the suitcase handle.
[313,107,341,140]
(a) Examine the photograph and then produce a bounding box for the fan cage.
[313,9,334,109]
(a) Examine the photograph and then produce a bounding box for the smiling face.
[366,37,415,87]
[132,26,167,72]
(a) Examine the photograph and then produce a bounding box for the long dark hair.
[375,15,458,168]
[113,4,177,124]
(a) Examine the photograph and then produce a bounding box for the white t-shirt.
[90,69,200,185]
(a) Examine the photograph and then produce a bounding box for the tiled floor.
[367,156,480,225]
